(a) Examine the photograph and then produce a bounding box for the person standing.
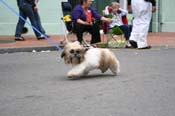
[33,0,48,37]
[127,0,156,49]
[15,0,45,41]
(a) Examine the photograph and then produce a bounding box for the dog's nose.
[74,53,80,58]
[74,53,78,56]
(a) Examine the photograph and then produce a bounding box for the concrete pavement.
[0,48,175,116]
[0,32,175,53]
[1,32,175,115]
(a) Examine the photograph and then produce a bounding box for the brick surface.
[0,32,175,49]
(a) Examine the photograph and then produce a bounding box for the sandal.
[15,36,25,41]
[125,45,133,48]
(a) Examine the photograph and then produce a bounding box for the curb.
[0,46,64,54]
[0,45,175,54]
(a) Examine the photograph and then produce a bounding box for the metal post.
[158,0,162,32]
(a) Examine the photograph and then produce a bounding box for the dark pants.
[119,24,132,40]
[74,21,101,44]
[15,4,41,37]
[34,10,46,34]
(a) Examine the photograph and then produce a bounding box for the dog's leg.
[67,64,86,78]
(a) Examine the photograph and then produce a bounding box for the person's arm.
[90,7,112,23]
[33,0,38,11]
[90,7,102,20]
[150,0,156,12]
[145,0,156,12]
[127,0,131,5]
[119,8,128,16]
[145,0,156,6]
[127,0,132,13]
[101,16,113,23]
[77,19,92,25]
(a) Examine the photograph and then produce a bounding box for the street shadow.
[63,73,117,81]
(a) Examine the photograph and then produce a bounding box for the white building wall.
[1,0,175,35]
[0,0,67,35]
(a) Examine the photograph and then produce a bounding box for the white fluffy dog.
[61,41,120,79]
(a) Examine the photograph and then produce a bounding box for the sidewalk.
[0,32,175,53]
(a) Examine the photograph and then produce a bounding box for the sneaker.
[15,36,25,41]
[45,35,50,38]
[125,45,133,48]
[37,35,50,40]
[129,40,137,48]
[37,35,45,40]
[138,45,151,49]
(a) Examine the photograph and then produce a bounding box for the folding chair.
[100,6,129,48]
[60,1,93,48]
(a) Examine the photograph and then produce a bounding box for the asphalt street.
[0,47,175,116]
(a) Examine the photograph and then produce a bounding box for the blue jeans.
[34,10,45,34]
[15,3,41,37]
[119,25,132,40]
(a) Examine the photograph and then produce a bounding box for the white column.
[120,0,127,10]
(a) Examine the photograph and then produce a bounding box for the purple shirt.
[71,5,102,23]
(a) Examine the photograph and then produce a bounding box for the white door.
[158,0,175,32]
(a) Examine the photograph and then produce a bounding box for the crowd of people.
[71,0,156,49]
[15,0,156,49]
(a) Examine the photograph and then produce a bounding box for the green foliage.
[106,14,113,19]
[111,26,124,35]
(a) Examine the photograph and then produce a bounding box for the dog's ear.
[61,51,65,58]
[85,48,89,52]
[61,51,70,64]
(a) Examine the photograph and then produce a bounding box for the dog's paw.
[67,72,80,79]
[112,72,117,76]
[67,74,76,79]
